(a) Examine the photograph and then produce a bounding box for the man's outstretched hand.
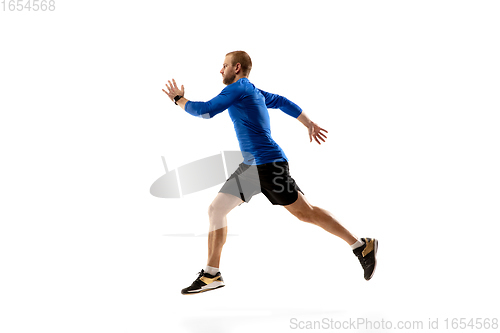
[297,112,328,145]
[162,79,185,102]
[308,121,328,145]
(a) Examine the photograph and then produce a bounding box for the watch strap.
[174,95,183,105]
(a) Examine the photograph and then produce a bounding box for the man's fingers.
[318,133,327,142]
[167,79,184,96]
[316,133,322,144]
[313,133,324,144]
[312,126,327,144]
[162,89,173,100]
[317,127,328,135]
[316,126,328,141]
[165,83,173,94]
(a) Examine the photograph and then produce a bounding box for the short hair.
[226,51,252,76]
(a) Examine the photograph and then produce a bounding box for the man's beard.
[223,73,236,85]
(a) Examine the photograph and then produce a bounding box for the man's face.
[220,56,237,85]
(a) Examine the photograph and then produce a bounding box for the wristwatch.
[174,95,183,105]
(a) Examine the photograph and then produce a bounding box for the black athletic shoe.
[181,269,225,295]
[353,238,378,280]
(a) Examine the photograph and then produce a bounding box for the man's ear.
[235,63,242,74]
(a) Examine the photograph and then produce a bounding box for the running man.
[163,51,378,295]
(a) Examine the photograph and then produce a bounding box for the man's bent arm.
[182,86,241,119]
[257,88,314,130]
[258,89,303,118]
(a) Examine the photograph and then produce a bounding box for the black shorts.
[219,161,303,206]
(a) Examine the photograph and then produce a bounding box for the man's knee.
[208,203,225,220]
[208,204,228,232]
[208,204,216,220]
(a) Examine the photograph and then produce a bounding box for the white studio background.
[1,1,499,332]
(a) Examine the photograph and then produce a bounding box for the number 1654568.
[2,0,55,11]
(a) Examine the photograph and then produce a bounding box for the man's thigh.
[258,161,304,206]
[208,192,244,232]
[218,163,262,203]
[209,192,244,216]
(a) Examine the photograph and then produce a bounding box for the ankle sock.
[350,239,365,250]
[205,265,219,276]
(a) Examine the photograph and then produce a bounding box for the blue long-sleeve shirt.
[184,78,302,165]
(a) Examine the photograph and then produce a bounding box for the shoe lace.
[186,270,206,289]
[196,270,205,279]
